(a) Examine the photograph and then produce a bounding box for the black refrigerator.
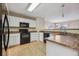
[0,3,10,56]
[0,3,30,56]
[0,4,2,56]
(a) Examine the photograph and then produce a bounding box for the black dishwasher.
[43,33,50,43]
[19,22,30,45]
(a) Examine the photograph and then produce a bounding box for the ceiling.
[7,3,79,22]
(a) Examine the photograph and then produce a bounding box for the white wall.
[36,17,45,30]
[46,41,78,56]
[44,21,52,29]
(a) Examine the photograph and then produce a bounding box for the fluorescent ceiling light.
[27,3,40,12]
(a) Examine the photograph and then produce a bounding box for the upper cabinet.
[45,20,79,29]
[8,15,36,27]
[68,20,79,29]
[60,20,79,29]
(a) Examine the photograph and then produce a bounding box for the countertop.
[46,39,79,51]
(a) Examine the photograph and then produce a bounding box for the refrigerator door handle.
[3,14,10,51]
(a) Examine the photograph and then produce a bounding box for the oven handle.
[3,14,10,51]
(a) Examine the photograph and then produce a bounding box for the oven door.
[20,32,30,44]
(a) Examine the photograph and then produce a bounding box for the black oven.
[43,33,50,43]
[19,22,30,45]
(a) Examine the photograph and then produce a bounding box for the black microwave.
[19,22,29,32]
[20,22,29,28]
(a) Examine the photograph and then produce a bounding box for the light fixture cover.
[27,3,40,12]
